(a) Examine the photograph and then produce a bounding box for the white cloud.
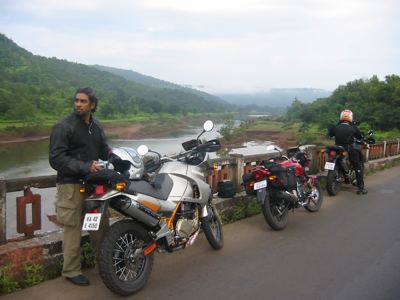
[0,0,399,93]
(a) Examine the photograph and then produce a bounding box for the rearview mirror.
[137,145,149,156]
[203,120,214,132]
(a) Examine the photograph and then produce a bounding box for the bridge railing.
[1,139,399,245]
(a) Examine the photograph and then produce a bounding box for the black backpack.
[217,180,236,198]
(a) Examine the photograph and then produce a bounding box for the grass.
[246,119,285,131]
[0,263,19,294]
[220,200,262,224]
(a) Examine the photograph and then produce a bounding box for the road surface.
[4,165,400,300]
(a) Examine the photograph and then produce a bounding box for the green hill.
[286,75,400,131]
[0,33,230,121]
[92,64,226,105]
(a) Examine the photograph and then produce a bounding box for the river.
[0,122,274,179]
[0,125,220,179]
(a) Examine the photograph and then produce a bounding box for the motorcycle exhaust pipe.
[111,196,160,227]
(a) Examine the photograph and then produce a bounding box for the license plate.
[324,162,335,170]
[254,180,267,190]
[82,213,102,231]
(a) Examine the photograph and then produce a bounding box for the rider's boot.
[357,188,368,195]
[344,170,351,183]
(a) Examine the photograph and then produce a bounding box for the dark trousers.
[349,149,364,189]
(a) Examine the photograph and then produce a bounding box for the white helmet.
[340,109,353,122]
[110,147,144,179]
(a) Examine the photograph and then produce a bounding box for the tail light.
[329,150,337,157]
[95,185,107,196]
[254,168,269,180]
[89,207,101,214]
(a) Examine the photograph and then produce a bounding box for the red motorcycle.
[243,145,323,230]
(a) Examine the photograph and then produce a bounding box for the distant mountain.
[0,33,230,120]
[216,88,332,108]
[92,65,227,105]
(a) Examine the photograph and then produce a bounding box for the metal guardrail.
[1,139,399,245]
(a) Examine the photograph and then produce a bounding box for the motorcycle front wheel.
[98,220,154,296]
[304,180,323,212]
[201,203,224,250]
[326,169,342,196]
[262,194,288,231]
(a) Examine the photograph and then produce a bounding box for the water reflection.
[0,140,52,178]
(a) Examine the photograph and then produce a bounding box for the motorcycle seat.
[126,173,173,200]
[326,145,346,152]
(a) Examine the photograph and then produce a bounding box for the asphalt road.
[5,165,400,300]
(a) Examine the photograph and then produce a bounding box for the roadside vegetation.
[226,75,400,147]
[285,75,400,138]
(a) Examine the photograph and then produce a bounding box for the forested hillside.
[92,64,225,105]
[0,33,230,121]
[286,75,400,131]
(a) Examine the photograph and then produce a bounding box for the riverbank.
[0,118,197,145]
[0,125,297,149]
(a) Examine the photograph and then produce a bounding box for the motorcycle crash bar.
[143,242,157,256]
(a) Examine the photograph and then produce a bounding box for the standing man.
[329,109,367,195]
[49,87,110,286]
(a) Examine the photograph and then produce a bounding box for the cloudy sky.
[0,0,399,93]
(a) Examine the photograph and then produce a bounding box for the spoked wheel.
[304,180,323,212]
[201,203,224,250]
[326,169,342,196]
[98,220,154,296]
[262,195,288,231]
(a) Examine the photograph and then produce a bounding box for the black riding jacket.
[49,112,110,183]
[328,121,363,148]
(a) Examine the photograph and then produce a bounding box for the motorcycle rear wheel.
[262,194,288,231]
[201,203,224,250]
[304,180,323,212]
[326,169,341,196]
[98,220,154,296]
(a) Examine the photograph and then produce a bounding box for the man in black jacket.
[329,109,367,195]
[49,87,110,286]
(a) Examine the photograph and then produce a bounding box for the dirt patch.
[223,129,297,149]
[103,123,145,139]
[103,120,190,139]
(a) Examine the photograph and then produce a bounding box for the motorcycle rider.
[49,87,110,286]
[328,109,367,195]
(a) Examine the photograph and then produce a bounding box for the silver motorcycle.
[81,120,223,296]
